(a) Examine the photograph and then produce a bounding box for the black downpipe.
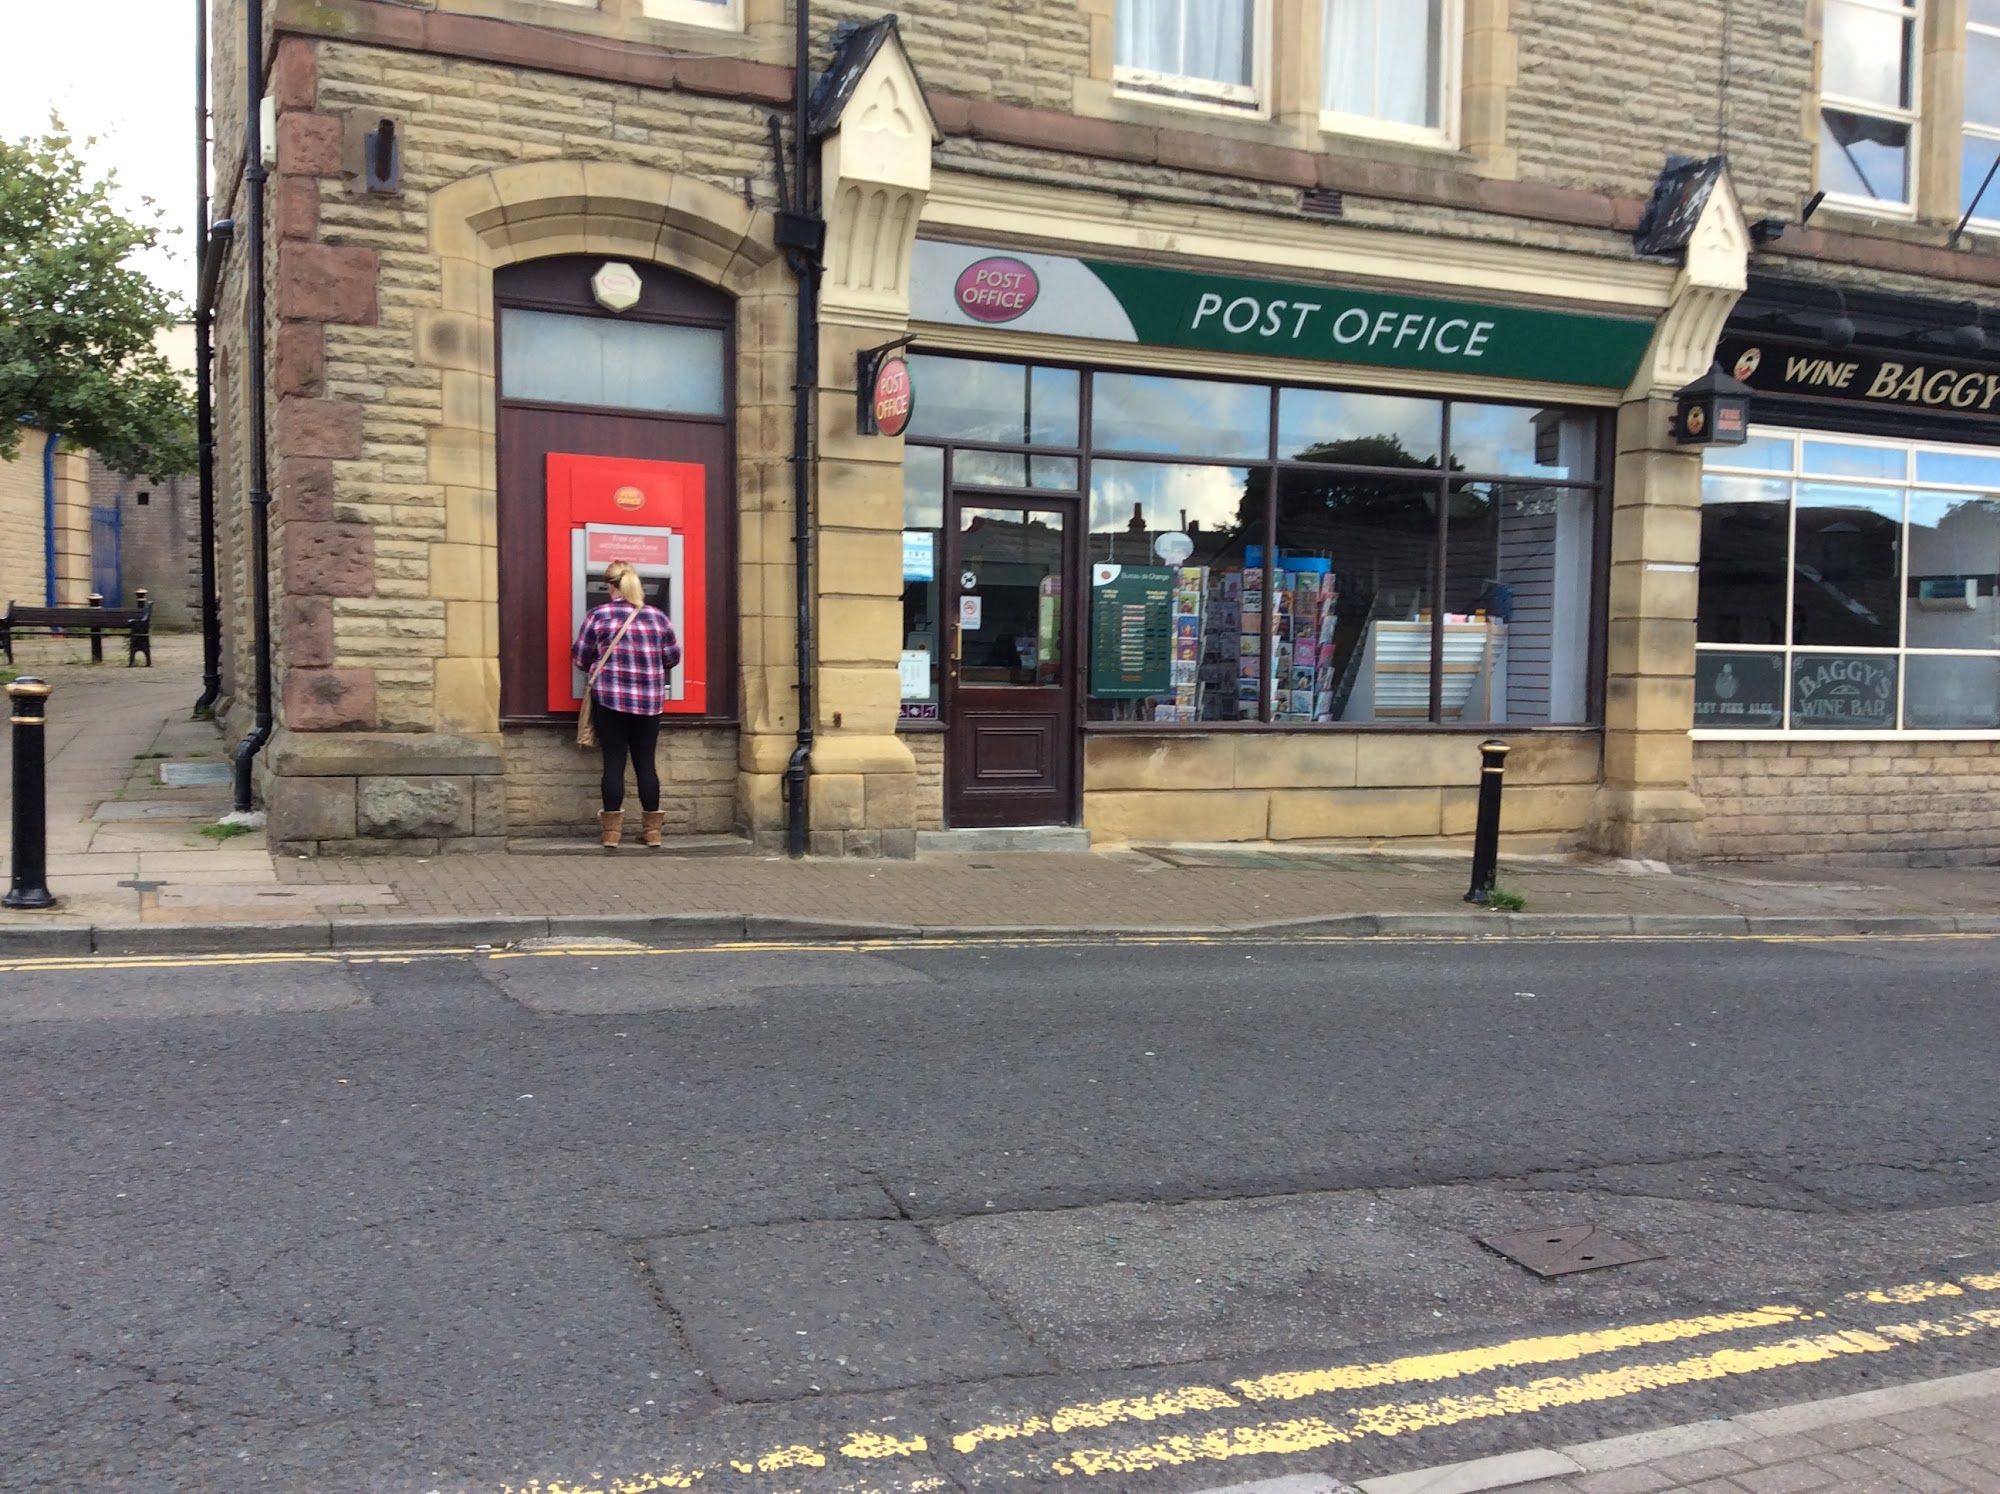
[779,0,823,858]
[231,0,274,812]
[193,220,232,720]
[192,0,223,719]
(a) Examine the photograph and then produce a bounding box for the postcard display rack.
[1153,557,1341,723]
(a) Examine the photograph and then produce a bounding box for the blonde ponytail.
[604,560,646,607]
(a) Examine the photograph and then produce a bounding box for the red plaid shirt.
[571,601,682,716]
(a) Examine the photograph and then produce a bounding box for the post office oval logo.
[954,256,1040,324]
[613,485,646,511]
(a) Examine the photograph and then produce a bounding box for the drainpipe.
[41,429,58,606]
[776,0,825,859]
[192,0,225,720]
[230,0,274,813]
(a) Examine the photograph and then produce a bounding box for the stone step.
[916,826,1093,854]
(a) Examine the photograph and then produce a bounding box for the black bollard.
[1463,738,1510,905]
[4,678,56,910]
[88,592,104,663]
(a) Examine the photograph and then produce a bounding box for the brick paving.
[1357,1375,2000,1494]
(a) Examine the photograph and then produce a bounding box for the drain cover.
[116,880,166,893]
[160,761,233,786]
[1480,1224,1664,1277]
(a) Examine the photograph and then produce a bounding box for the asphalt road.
[4,933,1998,1493]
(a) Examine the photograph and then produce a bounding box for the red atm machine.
[544,452,707,715]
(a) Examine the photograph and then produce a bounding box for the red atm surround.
[544,452,707,715]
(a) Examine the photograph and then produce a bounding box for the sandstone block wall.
[502,725,738,836]
[1083,731,1602,848]
[1696,740,2000,864]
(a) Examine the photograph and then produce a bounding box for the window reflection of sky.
[1916,449,2000,489]
[1447,403,1582,479]
[1278,388,1439,464]
[1091,373,1269,459]
[907,356,1025,443]
[1705,435,1796,472]
[903,445,944,529]
[1088,460,1250,563]
[1804,441,1908,481]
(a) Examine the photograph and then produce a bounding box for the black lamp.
[1675,363,1753,446]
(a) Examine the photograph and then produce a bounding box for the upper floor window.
[1321,0,1458,145]
[639,0,741,30]
[1818,0,1919,211]
[1115,0,1261,111]
[1964,0,2000,223]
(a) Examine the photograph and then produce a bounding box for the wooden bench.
[2,594,154,666]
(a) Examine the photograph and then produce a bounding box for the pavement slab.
[5,635,2000,953]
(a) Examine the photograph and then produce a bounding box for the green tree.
[0,119,195,481]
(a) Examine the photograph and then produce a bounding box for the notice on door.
[959,594,983,630]
[1090,565,1175,698]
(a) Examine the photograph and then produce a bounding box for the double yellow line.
[500,1271,2000,1492]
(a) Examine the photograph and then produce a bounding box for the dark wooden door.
[945,496,1077,828]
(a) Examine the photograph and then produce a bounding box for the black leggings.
[594,703,661,813]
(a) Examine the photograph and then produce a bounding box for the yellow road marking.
[1060,1303,2000,1477]
[502,1272,2000,1492]
[0,930,1989,976]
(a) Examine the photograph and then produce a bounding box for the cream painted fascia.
[1622,168,1750,400]
[921,169,1681,317]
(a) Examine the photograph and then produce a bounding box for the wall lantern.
[1674,363,1753,446]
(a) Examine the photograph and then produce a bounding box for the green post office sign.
[912,240,1657,389]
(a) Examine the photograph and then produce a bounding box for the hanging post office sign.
[911,241,1656,388]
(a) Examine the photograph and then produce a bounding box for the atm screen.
[583,576,674,614]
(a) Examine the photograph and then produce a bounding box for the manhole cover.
[1480,1224,1665,1277]
[160,762,233,787]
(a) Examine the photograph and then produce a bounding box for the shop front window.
[904,353,1606,731]
[1699,430,2000,732]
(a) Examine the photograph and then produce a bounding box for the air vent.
[1300,188,1345,219]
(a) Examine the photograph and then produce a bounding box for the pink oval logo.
[954,256,1039,324]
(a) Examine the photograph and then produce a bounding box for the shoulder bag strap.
[584,606,642,696]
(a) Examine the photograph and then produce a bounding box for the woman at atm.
[571,559,683,848]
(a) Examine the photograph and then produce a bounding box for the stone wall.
[0,429,92,613]
[89,461,202,628]
[502,724,738,836]
[1083,731,1602,848]
[907,731,944,831]
[1508,0,1813,220]
[1695,740,2000,865]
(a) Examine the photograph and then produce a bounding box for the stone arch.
[413,161,784,737]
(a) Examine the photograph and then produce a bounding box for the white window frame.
[1695,426,2000,740]
[1112,0,1270,118]
[1964,5,2000,230]
[1317,0,1462,150]
[1817,0,1922,216]
[638,0,743,32]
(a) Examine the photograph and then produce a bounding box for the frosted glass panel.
[500,309,725,416]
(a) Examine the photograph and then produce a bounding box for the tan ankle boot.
[641,810,665,847]
[599,810,622,848]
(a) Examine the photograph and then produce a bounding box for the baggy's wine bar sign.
[1717,337,2000,416]
[912,241,1656,388]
